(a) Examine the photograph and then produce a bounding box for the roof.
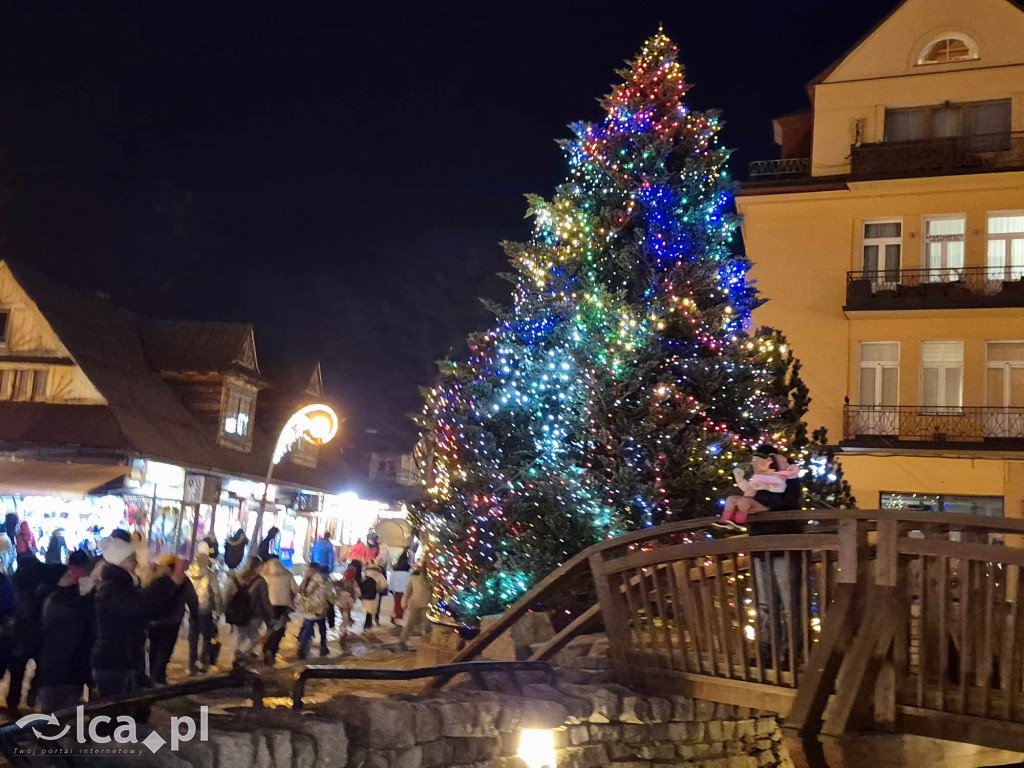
[141,320,261,378]
[0,261,342,493]
[808,1,908,90]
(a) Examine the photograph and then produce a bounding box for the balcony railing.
[747,157,810,180]
[846,267,1024,310]
[843,404,1024,445]
[850,132,1024,178]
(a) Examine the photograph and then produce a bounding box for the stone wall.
[41,678,792,768]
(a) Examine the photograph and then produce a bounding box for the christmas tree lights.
[414,32,853,625]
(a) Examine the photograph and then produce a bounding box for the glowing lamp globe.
[517,729,556,768]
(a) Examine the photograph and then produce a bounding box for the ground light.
[517,729,556,768]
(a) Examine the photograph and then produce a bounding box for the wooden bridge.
[445,511,1024,767]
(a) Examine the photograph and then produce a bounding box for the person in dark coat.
[146,554,199,685]
[44,530,67,565]
[90,538,183,698]
[223,529,248,570]
[257,526,280,561]
[7,554,63,714]
[35,551,95,713]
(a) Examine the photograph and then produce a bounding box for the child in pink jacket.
[713,451,801,532]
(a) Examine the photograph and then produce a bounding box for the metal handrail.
[291,661,557,711]
[843,403,1024,442]
[850,131,1024,177]
[0,668,265,762]
[748,157,811,179]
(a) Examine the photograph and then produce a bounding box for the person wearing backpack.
[360,562,388,630]
[223,559,271,667]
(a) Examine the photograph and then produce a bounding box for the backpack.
[359,576,378,601]
[224,578,253,626]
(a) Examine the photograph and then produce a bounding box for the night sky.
[0,1,896,454]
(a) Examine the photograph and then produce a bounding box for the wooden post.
[837,517,866,584]
[590,553,632,686]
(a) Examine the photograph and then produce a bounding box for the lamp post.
[246,403,339,565]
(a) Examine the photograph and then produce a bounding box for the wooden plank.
[697,563,725,677]
[899,538,1024,568]
[939,556,949,713]
[605,534,840,574]
[713,556,736,679]
[897,705,1024,755]
[821,586,900,737]
[731,559,750,682]
[647,565,675,669]
[765,552,781,678]
[631,666,796,716]
[917,555,926,708]
[1003,566,1021,721]
[665,558,691,673]
[673,561,708,674]
[801,550,810,669]
[837,518,864,585]
[981,563,995,718]
[784,582,859,736]
[959,560,972,715]
[748,551,766,685]
[528,603,601,662]
[589,554,632,685]
[785,551,798,684]
[875,518,899,588]
[622,566,648,664]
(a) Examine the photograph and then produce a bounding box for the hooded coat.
[36,578,95,687]
[224,529,248,569]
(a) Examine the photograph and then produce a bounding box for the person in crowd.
[200,533,220,560]
[365,533,392,573]
[146,554,199,685]
[90,537,184,698]
[296,563,331,659]
[35,550,95,713]
[397,566,430,652]
[257,526,280,561]
[44,529,67,565]
[223,529,248,570]
[360,561,389,630]
[7,554,63,714]
[389,548,411,625]
[15,521,36,557]
[309,533,335,574]
[223,558,272,668]
[187,548,221,674]
[0,564,17,692]
[333,572,355,642]
[3,514,18,549]
[259,554,296,665]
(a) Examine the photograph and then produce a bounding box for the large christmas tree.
[416,32,853,624]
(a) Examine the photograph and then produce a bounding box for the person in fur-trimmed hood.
[259,555,296,665]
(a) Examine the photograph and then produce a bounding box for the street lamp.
[246,403,339,564]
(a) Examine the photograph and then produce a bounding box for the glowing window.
[918,36,978,65]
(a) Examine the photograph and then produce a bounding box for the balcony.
[850,132,1024,179]
[845,267,1024,311]
[842,404,1024,449]
[747,157,810,181]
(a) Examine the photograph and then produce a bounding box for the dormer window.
[219,379,257,451]
[917,35,978,65]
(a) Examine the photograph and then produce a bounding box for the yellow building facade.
[737,0,1024,517]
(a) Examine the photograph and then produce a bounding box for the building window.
[881,492,1002,518]
[0,368,48,402]
[986,342,1024,409]
[223,390,254,438]
[921,341,963,411]
[987,214,1024,282]
[916,35,979,66]
[858,342,900,406]
[0,310,9,347]
[923,217,965,281]
[884,100,1010,142]
[862,221,902,286]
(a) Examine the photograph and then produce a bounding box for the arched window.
[917,35,978,65]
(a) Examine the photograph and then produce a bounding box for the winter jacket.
[91,563,178,671]
[11,556,63,657]
[389,569,411,594]
[365,566,388,594]
[149,575,200,627]
[44,535,66,565]
[35,582,95,687]
[402,574,430,611]
[309,539,335,572]
[224,530,248,569]
[188,554,221,614]
[15,522,36,555]
[260,558,297,608]
[297,571,330,619]
[257,527,280,561]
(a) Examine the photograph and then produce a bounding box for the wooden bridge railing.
[444,510,1024,754]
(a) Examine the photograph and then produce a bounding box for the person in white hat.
[90,537,185,697]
